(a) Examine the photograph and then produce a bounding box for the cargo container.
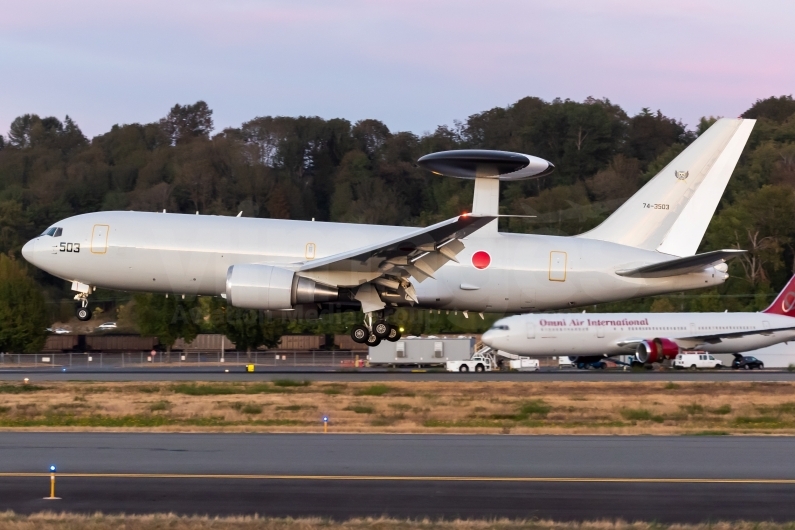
[173,334,235,351]
[85,335,158,352]
[334,334,368,351]
[42,335,80,352]
[368,337,475,366]
[277,335,325,350]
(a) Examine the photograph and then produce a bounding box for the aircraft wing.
[616,249,745,278]
[677,326,795,345]
[298,214,496,312]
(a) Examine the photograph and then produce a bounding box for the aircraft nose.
[482,330,496,346]
[21,239,36,263]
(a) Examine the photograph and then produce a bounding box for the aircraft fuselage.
[23,211,727,313]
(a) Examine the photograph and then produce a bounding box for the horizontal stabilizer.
[616,249,745,278]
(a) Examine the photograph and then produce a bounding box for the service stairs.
[475,344,521,361]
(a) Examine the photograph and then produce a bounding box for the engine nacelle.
[636,338,680,364]
[225,264,338,310]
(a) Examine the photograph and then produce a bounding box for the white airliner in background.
[22,119,755,346]
[482,276,795,365]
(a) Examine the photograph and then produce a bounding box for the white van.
[558,356,574,368]
[674,352,722,370]
[508,357,540,372]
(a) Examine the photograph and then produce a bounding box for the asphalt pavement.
[2,433,795,521]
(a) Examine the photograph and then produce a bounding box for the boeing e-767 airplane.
[22,119,755,346]
[482,276,795,365]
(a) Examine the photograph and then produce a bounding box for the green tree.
[0,254,47,353]
[705,185,795,287]
[217,302,266,362]
[133,293,200,358]
[742,95,795,123]
[159,101,214,145]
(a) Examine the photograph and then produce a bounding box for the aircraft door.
[91,224,109,254]
[526,321,535,339]
[597,327,605,338]
[549,251,567,282]
[689,322,696,334]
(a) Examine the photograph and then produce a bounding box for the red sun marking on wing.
[472,251,491,270]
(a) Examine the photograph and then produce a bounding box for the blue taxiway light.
[49,465,56,472]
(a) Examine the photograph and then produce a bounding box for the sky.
[1,0,793,139]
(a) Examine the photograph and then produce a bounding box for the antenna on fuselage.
[416,150,554,236]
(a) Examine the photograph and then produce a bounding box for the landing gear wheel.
[351,325,369,344]
[373,320,391,339]
[76,307,91,321]
[386,326,401,342]
[365,333,381,347]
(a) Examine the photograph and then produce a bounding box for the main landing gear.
[350,313,402,346]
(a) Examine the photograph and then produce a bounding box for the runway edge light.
[44,465,60,500]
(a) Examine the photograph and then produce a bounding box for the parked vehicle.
[674,352,722,369]
[446,352,495,373]
[732,354,764,370]
[95,322,117,331]
[558,356,574,368]
[46,328,71,335]
[508,357,540,372]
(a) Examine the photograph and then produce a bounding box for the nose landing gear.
[75,296,91,321]
[73,283,93,321]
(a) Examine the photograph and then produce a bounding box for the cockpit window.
[40,227,63,237]
[490,325,510,331]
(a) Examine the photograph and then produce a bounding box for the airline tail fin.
[763,276,795,316]
[578,118,755,256]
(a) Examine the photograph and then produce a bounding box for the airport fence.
[0,350,365,369]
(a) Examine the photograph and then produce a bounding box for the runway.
[2,433,795,521]
[6,477,795,522]
[2,368,795,382]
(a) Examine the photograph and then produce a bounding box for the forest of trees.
[1,95,795,351]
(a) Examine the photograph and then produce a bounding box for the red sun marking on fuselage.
[472,251,491,270]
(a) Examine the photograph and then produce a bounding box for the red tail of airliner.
[763,276,795,316]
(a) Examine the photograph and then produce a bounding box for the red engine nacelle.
[636,338,680,364]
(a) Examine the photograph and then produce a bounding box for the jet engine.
[226,264,338,310]
[635,338,680,364]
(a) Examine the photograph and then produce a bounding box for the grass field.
[2,380,795,434]
[0,512,793,530]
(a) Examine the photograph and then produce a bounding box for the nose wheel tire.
[350,325,369,344]
[373,320,391,339]
[76,307,91,321]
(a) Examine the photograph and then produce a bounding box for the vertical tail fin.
[763,276,795,316]
[578,118,755,256]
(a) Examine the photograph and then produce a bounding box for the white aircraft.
[482,276,795,365]
[22,118,755,346]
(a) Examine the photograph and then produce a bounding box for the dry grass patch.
[2,380,795,434]
[1,512,794,530]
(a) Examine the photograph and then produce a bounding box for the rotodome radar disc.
[417,149,554,180]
